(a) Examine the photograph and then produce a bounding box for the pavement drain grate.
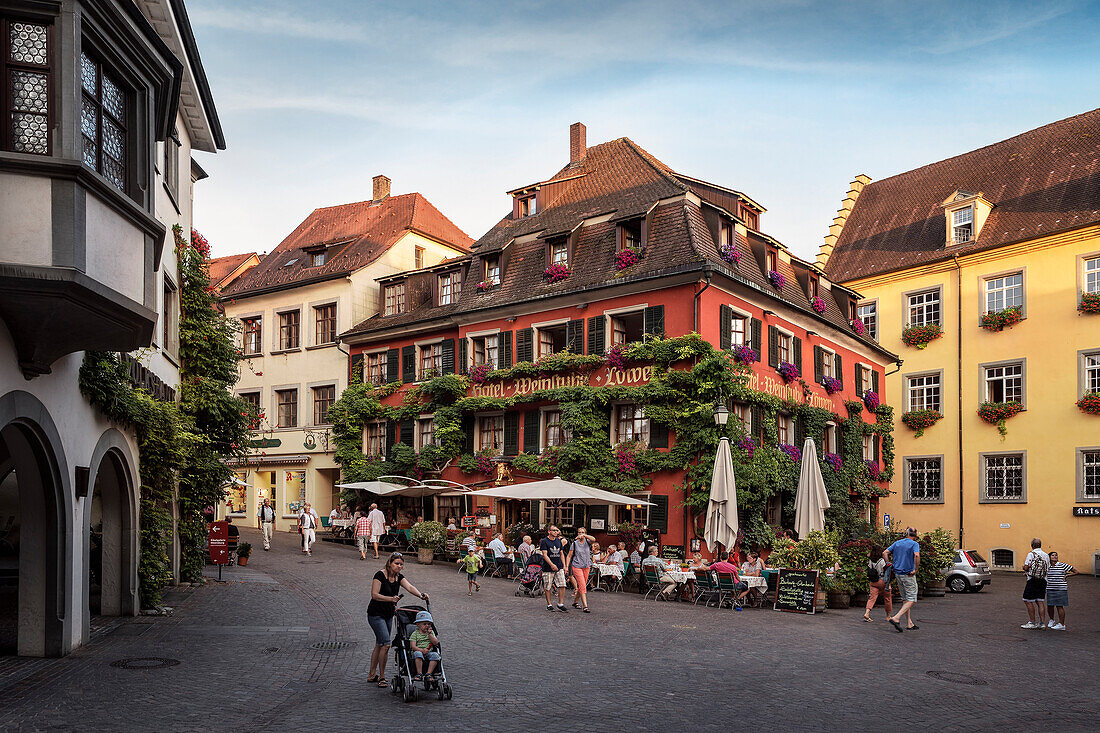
[309,641,356,650]
[110,657,181,670]
[263,647,279,654]
[926,671,988,686]
[978,633,1026,642]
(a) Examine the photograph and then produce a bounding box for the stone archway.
[86,431,137,620]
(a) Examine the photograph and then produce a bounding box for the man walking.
[354,510,371,560]
[1021,538,1049,629]
[1044,551,1077,631]
[257,499,276,551]
[298,502,319,556]
[366,503,386,559]
[540,525,570,612]
[885,527,921,632]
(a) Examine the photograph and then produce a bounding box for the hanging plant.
[615,247,640,271]
[468,363,492,385]
[543,263,571,283]
[768,270,786,289]
[823,452,842,472]
[732,344,758,364]
[865,459,881,480]
[811,297,826,314]
[737,437,756,459]
[476,280,494,293]
[901,409,942,437]
[1078,392,1100,415]
[718,242,741,267]
[851,317,866,335]
[978,401,1024,437]
[862,390,879,410]
[605,343,628,369]
[980,306,1024,332]
[1079,292,1100,314]
[777,360,800,383]
[779,443,802,462]
[820,376,842,394]
[902,323,943,349]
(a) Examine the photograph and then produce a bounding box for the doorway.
[88,449,133,617]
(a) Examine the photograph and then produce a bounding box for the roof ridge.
[620,137,690,193]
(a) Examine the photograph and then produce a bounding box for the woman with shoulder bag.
[863,545,893,622]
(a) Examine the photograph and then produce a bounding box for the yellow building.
[219,176,473,530]
[820,109,1100,573]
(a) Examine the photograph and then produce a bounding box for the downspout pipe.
[953,255,964,549]
[694,272,712,335]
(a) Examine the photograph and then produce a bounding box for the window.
[1079,449,1100,502]
[80,51,128,192]
[384,283,405,316]
[478,415,504,454]
[366,352,386,385]
[543,409,569,449]
[905,457,942,503]
[858,364,874,394]
[951,206,973,244]
[776,331,791,364]
[777,414,793,444]
[907,289,941,327]
[857,302,878,341]
[615,500,649,528]
[808,277,818,300]
[907,373,941,413]
[610,311,644,346]
[550,240,568,267]
[820,349,840,379]
[164,128,179,200]
[731,403,753,438]
[417,417,435,449]
[309,250,326,267]
[484,255,500,284]
[365,421,386,457]
[614,404,649,444]
[314,304,337,345]
[1085,256,1100,295]
[414,246,424,269]
[823,423,837,454]
[984,272,1023,314]
[3,19,51,155]
[519,195,536,217]
[990,549,1015,569]
[419,343,443,378]
[312,385,335,425]
[546,503,576,528]
[242,317,262,355]
[982,453,1025,502]
[162,277,178,356]
[862,434,874,461]
[240,391,261,414]
[276,389,298,428]
[472,334,499,368]
[766,249,777,272]
[740,206,758,230]
[1083,351,1100,395]
[983,362,1023,403]
[278,310,300,350]
[619,219,643,251]
[730,314,747,346]
[438,272,459,305]
[718,221,732,248]
[537,324,568,357]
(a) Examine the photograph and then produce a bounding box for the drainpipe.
[694,272,712,335]
[952,255,964,549]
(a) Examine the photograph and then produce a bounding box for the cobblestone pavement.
[0,528,1096,732]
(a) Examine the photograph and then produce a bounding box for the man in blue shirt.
[884,527,921,632]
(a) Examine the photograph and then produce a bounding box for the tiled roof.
[222,193,474,297]
[207,252,257,291]
[826,108,1100,282]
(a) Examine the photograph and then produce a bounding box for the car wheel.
[947,575,969,593]
[968,584,984,593]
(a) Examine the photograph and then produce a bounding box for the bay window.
[80,51,128,193]
[3,18,51,155]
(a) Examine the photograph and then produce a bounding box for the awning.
[227,454,311,467]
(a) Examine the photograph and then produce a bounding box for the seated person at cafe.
[461,534,478,553]
[629,543,643,567]
[446,517,458,530]
[518,535,535,565]
[591,542,603,564]
[689,552,708,570]
[707,552,750,606]
[605,545,624,572]
[487,532,514,576]
[740,551,764,576]
[329,507,340,526]
[641,547,678,600]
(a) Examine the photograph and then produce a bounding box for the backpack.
[1026,551,1048,579]
[867,562,880,583]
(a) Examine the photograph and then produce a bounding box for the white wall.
[0,173,51,267]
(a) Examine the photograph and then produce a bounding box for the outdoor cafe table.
[330,519,353,528]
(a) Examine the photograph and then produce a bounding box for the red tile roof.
[826,108,1100,282]
[222,193,474,297]
[207,252,258,291]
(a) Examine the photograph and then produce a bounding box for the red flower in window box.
[978,401,1024,437]
[901,323,943,349]
[543,263,571,283]
[901,409,942,438]
[1076,392,1100,415]
[820,376,842,394]
[851,317,866,336]
[475,280,494,293]
[980,306,1023,332]
[1078,292,1100,314]
[776,361,800,383]
[615,247,640,271]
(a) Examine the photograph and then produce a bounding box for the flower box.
[732,344,758,364]
[768,270,786,289]
[777,360,800,383]
[475,280,495,293]
[865,460,881,480]
[1076,392,1100,415]
[543,263,571,283]
[823,452,842,472]
[615,247,640,271]
[468,363,492,385]
[811,297,826,314]
[820,376,842,394]
[718,242,741,267]
[737,437,756,459]
[862,390,879,410]
[605,343,627,369]
[779,443,802,462]
[902,323,943,349]
[1079,292,1100,314]
[980,306,1023,332]
[851,317,865,336]
[901,409,942,437]
[978,401,1024,437]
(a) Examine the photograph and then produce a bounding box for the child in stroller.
[409,611,440,681]
[390,604,453,703]
[514,551,544,597]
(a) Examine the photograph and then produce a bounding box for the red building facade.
[338,124,898,555]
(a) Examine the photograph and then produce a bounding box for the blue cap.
[414,611,433,624]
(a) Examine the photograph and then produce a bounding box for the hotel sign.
[745,372,837,410]
[469,366,655,398]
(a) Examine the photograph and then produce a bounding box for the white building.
[0,0,222,656]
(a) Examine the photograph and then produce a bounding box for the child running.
[409,611,441,681]
[457,546,482,595]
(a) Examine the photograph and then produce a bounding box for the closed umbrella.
[704,437,739,553]
[794,437,830,539]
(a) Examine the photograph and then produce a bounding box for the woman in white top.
[863,546,893,622]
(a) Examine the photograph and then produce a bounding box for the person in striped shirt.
[355,513,372,560]
[1044,551,1078,631]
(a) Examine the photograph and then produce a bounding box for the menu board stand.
[772,567,819,615]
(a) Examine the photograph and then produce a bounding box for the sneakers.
[1046,620,1056,629]
[557,604,568,613]
[547,604,554,612]
[1021,622,1040,629]
[1052,623,1066,631]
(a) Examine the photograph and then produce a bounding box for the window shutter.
[793,336,802,373]
[751,405,764,441]
[719,305,732,350]
[768,326,779,368]
[587,316,605,355]
[644,305,665,338]
[462,415,475,453]
[649,420,669,449]
[386,348,399,383]
[504,413,519,456]
[458,338,468,375]
[794,416,805,447]
[813,346,824,383]
[648,495,669,534]
[523,410,540,454]
[516,328,534,363]
[854,363,864,394]
[350,353,364,385]
[566,319,584,353]
[750,318,762,352]
[873,434,880,462]
[400,420,414,446]
[834,353,843,389]
[441,338,455,375]
[872,369,880,395]
[402,345,416,383]
[529,500,542,529]
[385,420,397,459]
[501,330,513,368]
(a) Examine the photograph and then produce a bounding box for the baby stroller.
[514,554,544,597]
[390,603,453,703]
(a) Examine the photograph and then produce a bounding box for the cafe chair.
[714,572,744,610]
[642,566,666,601]
[481,548,496,576]
[692,569,720,607]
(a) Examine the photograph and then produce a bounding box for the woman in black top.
[367,552,429,688]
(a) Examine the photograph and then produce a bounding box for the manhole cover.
[926,671,987,686]
[978,633,1026,642]
[110,657,181,670]
[309,641,355,650]
[298,560,324,564]
[263,647,279,654]
[915,619,958,626]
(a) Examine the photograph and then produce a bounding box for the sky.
[186,0,1100,262]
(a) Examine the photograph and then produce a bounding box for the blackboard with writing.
[773,568,819,615]
[660,544,686,561]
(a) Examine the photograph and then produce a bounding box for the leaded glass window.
[3,19,51,154]
[80,51,127,192]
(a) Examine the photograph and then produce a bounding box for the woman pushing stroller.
[366,552,429,688]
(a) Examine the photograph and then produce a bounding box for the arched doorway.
[88,447,135,617]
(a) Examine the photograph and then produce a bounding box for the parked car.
[943,550,992,593]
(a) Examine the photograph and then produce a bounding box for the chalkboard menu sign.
[773,568,819,615]
[660,544,686,561]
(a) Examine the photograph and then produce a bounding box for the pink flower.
[811,297,826,314]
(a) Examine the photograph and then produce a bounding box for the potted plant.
[1076,392,1100,415]
[767,529,839,612]
[410,520,446,564]
[236,542,252,567]
[1079,292,1100,314]
[901,409,942,438]
[978,401,1024,437]
[916,527,956,597]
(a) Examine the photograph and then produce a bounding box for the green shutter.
[814,346,824,383]
[441,338,455,375]
[794,416,805,447]
[872,369,880,395]
[834,353,843,389]
[587,316,605,355]
[854,363,864,394]
[402,345,416,383]
[529,500,542,529]
[516,328,534,363]
[719,305,732,349]
[400,420,414,446]
[793,336,802,373]
[750,318,762,353]
[873,433,880,462]
[566,319,584,353]
[501,330,513,368]
[649,421,669,449]
[350,353,364,385]
[458,338,468,375]
[751,405,764,440]
[644,305,665,338]
[648,495,669,534]
[768,326,779,368]
[523,410,540,454]
[504,412,519,456]
[385,420,397,459]
[386,348,399,383]
[587,504,609,529]
[462,415,475,453]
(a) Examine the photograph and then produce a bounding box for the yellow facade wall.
[845,225,1100,572]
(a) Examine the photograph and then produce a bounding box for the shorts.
[466,571,479,581]
[367,614,393,646]
[1045,589,1068,607]
[543,569,567,589]
[896,573,918,602]
[733,581,748,592]
[356,536,369,552]
[572,566,590,588]
[1023,577,1046,602]
[369,534,381,544]
[412,650,441,662]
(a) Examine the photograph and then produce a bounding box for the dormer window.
[309,249,326,267]
[719,221,733,248]
[438,271,459,305]
[550,240,569,267]
[384,282,405,315]
[519,194,536,218]
[808,275,818,300]
[942,191,991,247]
[484,255,500,284]
[618,219,643,251]
[952,207,973,244]
[739,206,758,230]
[766,248,777,272]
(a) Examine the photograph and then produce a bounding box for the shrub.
[410,520,447,549]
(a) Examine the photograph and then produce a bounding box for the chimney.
[372,174,391,202]
[570,122,586,164]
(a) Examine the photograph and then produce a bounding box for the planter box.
[417,547,434,564]
[826,591,850,609]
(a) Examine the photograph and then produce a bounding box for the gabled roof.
[207,252,258,292]
[222,193,474,298]
[826,108,1100,282]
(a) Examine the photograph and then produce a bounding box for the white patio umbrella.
[334,480,406,494]
[223,476,249,487]
[470,477,653,507]
[793,437,831,539]
[704,437,739,552]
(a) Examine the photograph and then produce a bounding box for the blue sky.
[188,0,1100,261]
